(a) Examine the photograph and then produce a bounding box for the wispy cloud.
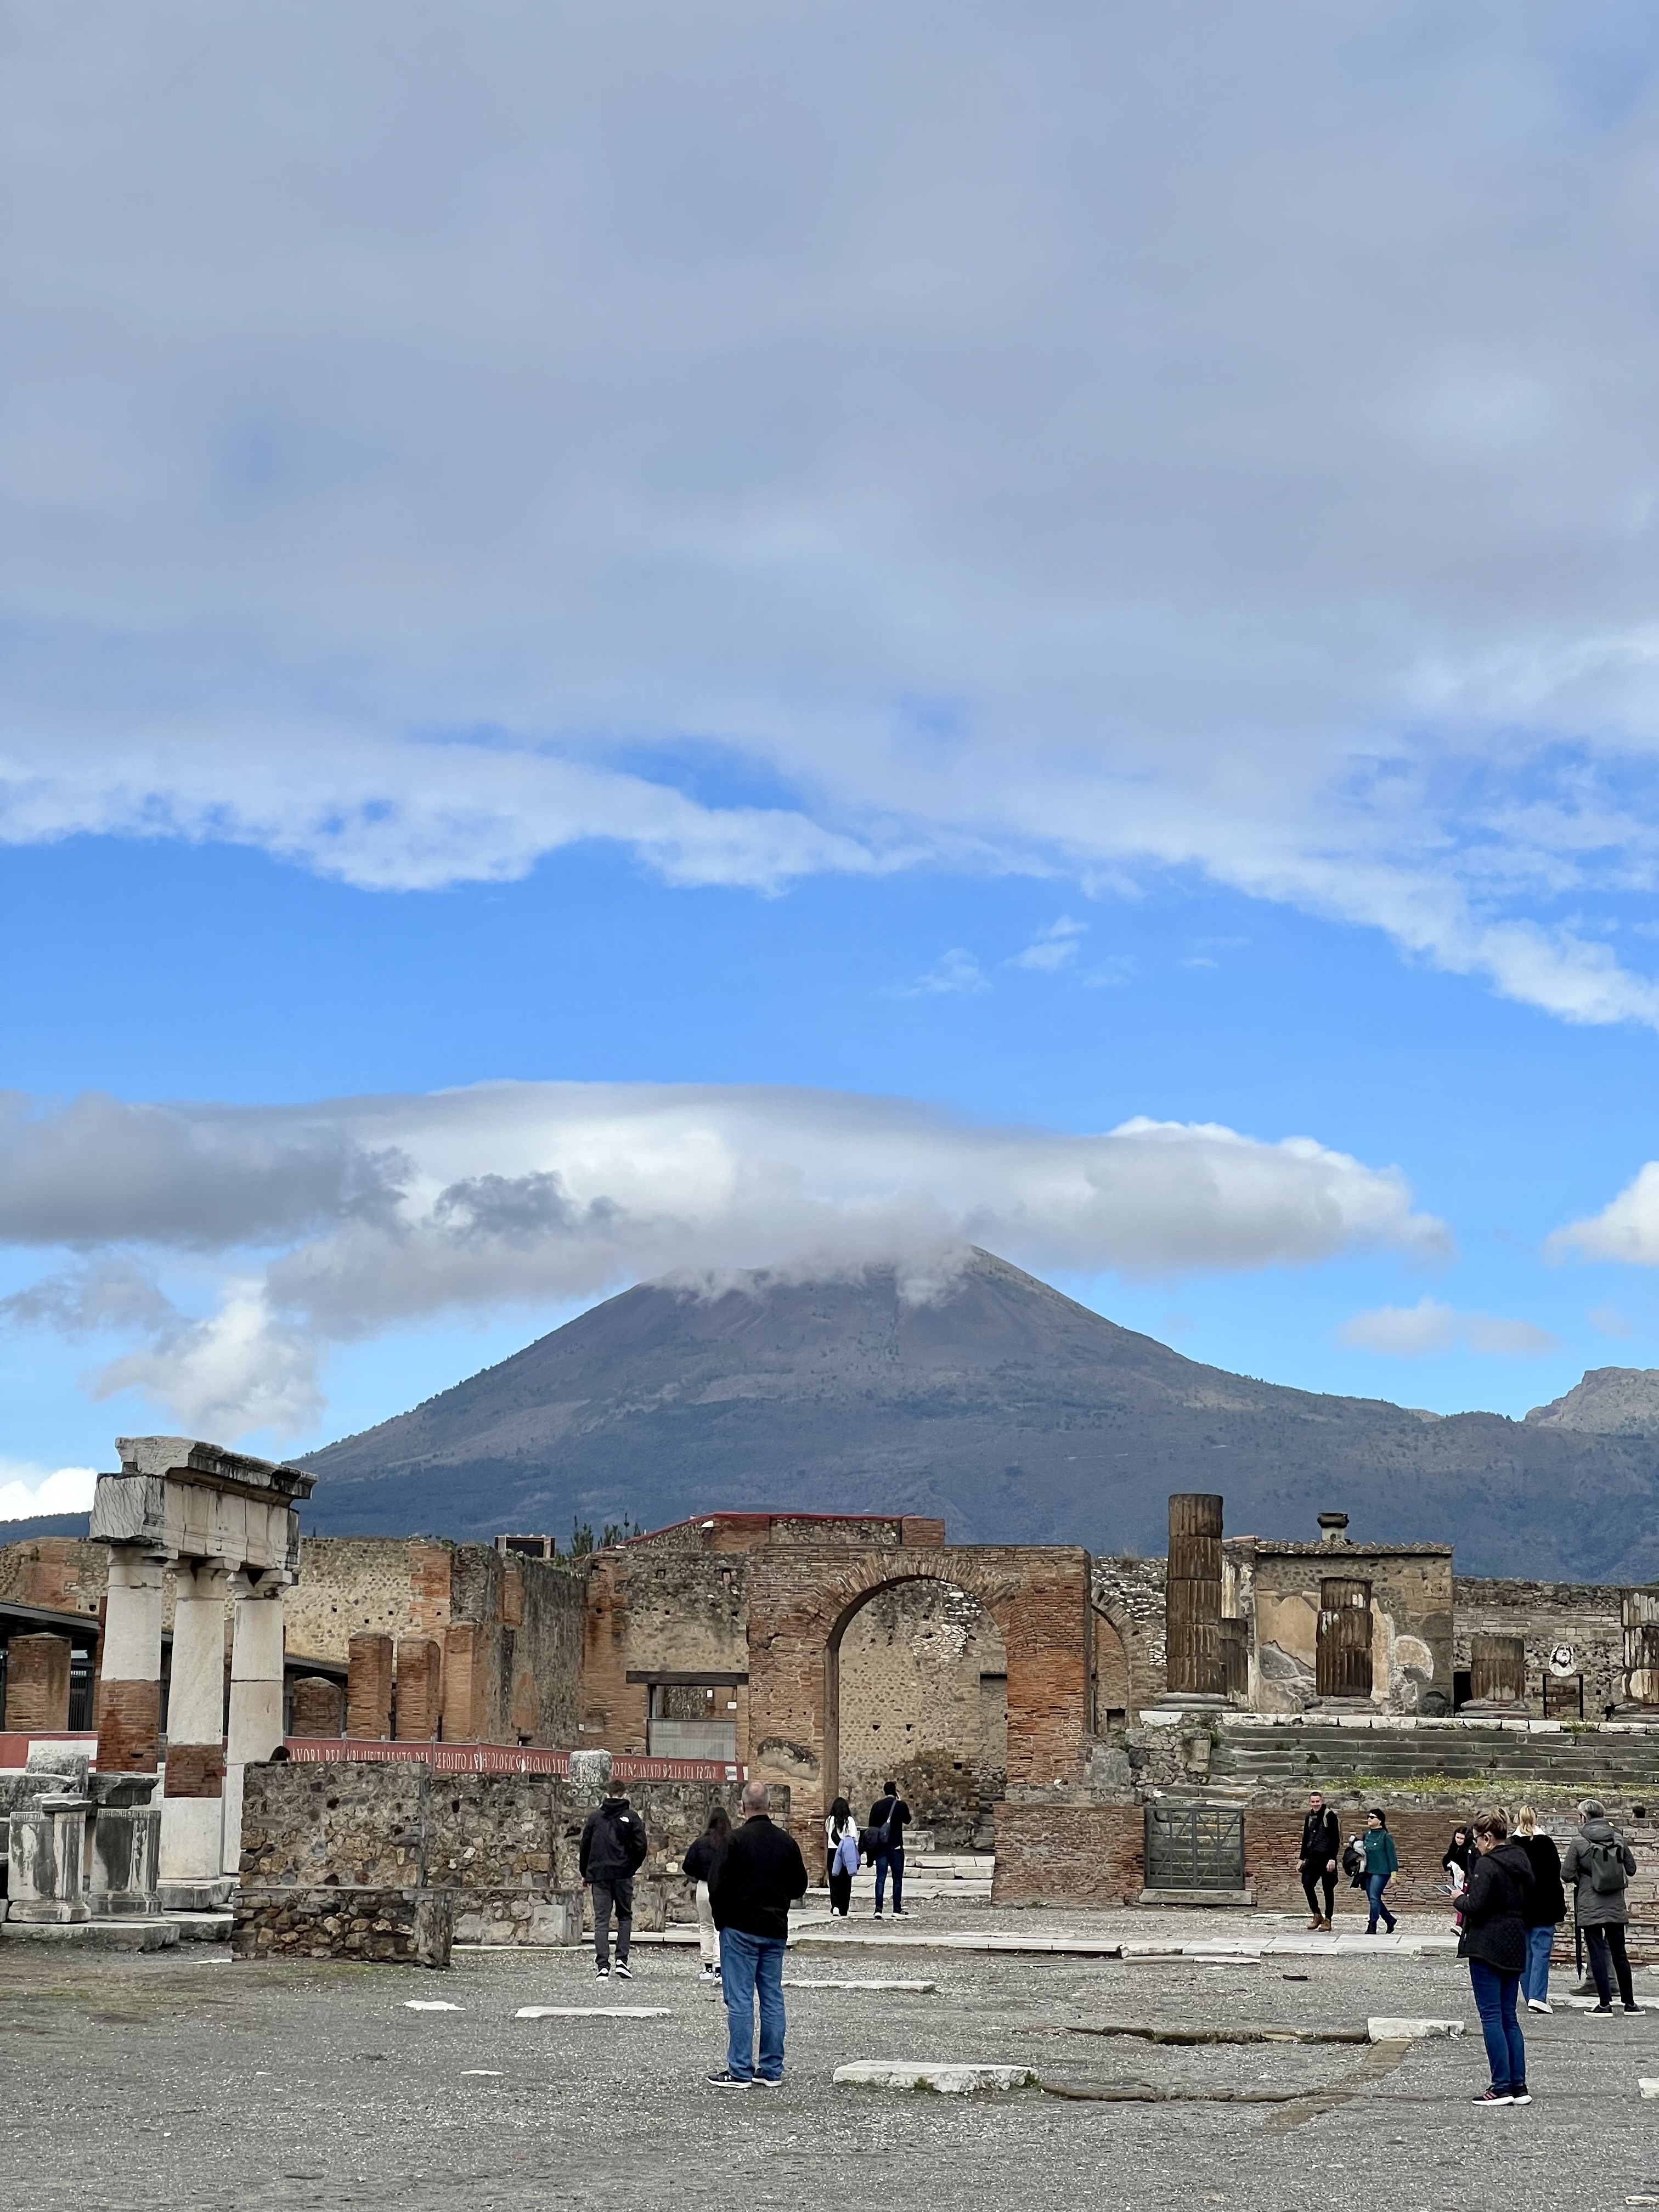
[1009,918,1086,973]
[899,948,991,996]
[0,1081,1449,1436]
[1338,1297,1558,1358]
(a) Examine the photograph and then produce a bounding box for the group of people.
[578,1771,910,2089]
[1296,1787,1645,2108]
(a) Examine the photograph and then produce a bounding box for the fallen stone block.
[1639,2080,1659,2100]
[833,2061,1039,2094]
[1368,2017,1465,2041]
[405,2000,465,2011]
[514,2005,670,2020]
[783,1978,937,1991]
[0,1916,178,1951]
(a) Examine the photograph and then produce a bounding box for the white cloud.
[0,1459,99,1520]
[2,9,1658,1025]
[1009,918,1086,973]
[900,948,991,996]
[0,1080,1447,1435]
[1551,1164,1659,1268]
[1589,1302,1634,1339]
[1338,1296,1558,1358]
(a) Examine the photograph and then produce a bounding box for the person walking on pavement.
[1460,1809,1534,2107]
[706,1778,809,2088]
[825,1796,858,1919]
[1298,1791,1340,1929]
[1361,1808,1399,1934]
[1513,1805,1565,2014]
[1561,1799,1645,2015]
[868,1779,912,1918]
[682,1804,731,1985]
[579,1776,648,1982]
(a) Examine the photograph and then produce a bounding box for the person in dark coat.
[578,1779,648,1982]
[1298,1791,1340,1929]
[1513,1805,1565,2015]
[1561,1799,1644,2015]
[1460,1809,1534,2106]
[706,1778,809,2087]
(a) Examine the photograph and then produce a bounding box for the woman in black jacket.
[1460,1809,1534,2107]
[1514,1805,1566,2015]
[682,1806,731,1985]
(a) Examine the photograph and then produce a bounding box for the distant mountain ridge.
[299,1249,1659,1581]
[1525,1368,1659,1436]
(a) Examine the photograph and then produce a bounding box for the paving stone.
[514,2005,672,2019]
[1367,2016,1466,2040]
[832,2061,1039,2093]
[783,1978,937,1991]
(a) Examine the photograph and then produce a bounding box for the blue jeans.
[719,1927,786,2083]
[875,1847,905,1912]
[1468,1959,1526,2093]
[1365,1872,1396,1932]
[1521,1924,1554,2004]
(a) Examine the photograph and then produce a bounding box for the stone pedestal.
[6,1795,92,1923]
[568,1747,613,1797]
[223,1576,286,1877]
[160,1559,232,1905]
[290,1675,345,1737]
[91,1804,163,1915]
[3,1633,73,1732]
[96,1548,168,1774]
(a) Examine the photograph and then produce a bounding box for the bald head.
[741,1779,770,1816]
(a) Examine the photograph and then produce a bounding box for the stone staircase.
[809,1851,994,1904]
[1209,1721,1659,1803]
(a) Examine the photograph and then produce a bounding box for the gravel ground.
[5,1915,1659,2211]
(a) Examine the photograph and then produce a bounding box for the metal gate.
[1316,1578,1373,1699]
[1144,1804,1245,1892]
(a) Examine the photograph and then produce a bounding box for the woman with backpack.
[824,1796,859,1918]
[1561,1799,1644,2015]
[1513,1805,1566,2014]
[1460,1809,1534,2106]
[682,1805,732,1985]
[1361,1808,1400,1934]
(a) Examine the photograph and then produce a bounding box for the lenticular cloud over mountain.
[0,1079,1444,1436]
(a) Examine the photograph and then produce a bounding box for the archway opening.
[831,1578,1007,1852]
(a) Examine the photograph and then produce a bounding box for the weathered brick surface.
[0,1537,106,1615]
[440,1621,483,1743]
[163,1743,225,1798]
[232,1884,452,1967]
[991,1803,1145,1905]
[346,1633,393,1739]
[3,1631,72,1731]
[289,1675,344,1736]
[95,1675,160,1773]
[394,1638,442,1740]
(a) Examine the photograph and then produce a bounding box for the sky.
[5,2,1659,1509]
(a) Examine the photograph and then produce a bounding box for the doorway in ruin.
[1316,1577,1374,1700]
[831,1579,1007,1851]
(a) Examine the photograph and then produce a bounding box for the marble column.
[95,1548,168,1773]
[221,1573,287,1878]
[160,1558,232,1902]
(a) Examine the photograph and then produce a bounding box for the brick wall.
[991,1803,1145,1905]
[3,1631,72,1731]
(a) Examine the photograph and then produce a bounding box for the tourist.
[578,1776,649,1983]
[1561,1799,1644,2015]
[1460,1809,1534,2106]
[706,1778,809,2087]
[825,1795,858,1918]
[868,1778,912,1917]
[1441,1824,1475,1897]
[1513,1806,1565,2013]
[1298,1790,1340,1929]
[681,1804,731,1985]
[1361,1808,1399,1934]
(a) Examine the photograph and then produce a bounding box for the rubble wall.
[1453,1576,1630,1718]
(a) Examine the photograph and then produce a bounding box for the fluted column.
[1163,1493,1224,1701]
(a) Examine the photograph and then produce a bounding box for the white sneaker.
[1527,1999,1551,2013]
[697,1966,716,1984]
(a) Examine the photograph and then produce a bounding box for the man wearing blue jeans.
[706,1778,808,2088]
[870,1780,912,1918]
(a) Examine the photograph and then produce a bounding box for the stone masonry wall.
[837,1581,1006,1837]
[1091,1556,1167,1712]
[1454,1576,1630,1718]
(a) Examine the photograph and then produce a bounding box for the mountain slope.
[299,1249,1659,1580]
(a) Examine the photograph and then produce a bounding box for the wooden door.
[1316,1578,1373,1699]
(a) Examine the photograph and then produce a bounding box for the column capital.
[229,1568,292,1600]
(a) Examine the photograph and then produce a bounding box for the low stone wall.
[238,1759,785,1948]
[232,1885,454,1967]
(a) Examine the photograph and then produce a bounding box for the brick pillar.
[394,1638,442,1740]
[96,1547,168,1773]
[346,1633,394,1739]
[290,1676,345,1736]
[440,1622,482,1743]
[3,1632,72,1731]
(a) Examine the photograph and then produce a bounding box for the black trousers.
[1301,1863,1336,1920]
[592,1876,633,1968]
[827,1867,853,1916]
[1587,1923,1635,2008]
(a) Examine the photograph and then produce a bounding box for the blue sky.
[4,4,1659,1504]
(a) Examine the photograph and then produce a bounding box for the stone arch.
[1092,1607,1132,1726]
[746,1542,1092,1837]
[830,1575,1009,1847]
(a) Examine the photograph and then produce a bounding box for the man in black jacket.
[1298,1791,1340,1931]
[578,1779,648,1982]
[868,1780,912,1918]
[706,1779,808,2087]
